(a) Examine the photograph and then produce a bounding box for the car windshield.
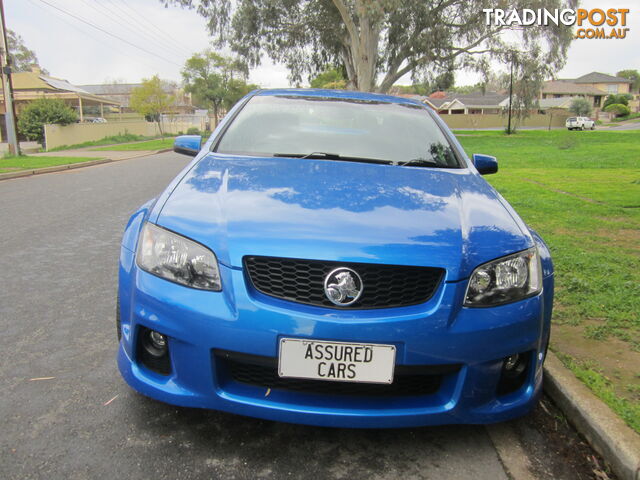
[215,95,463,168]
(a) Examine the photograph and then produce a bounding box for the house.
[541,72,634,110]
[540,81,606,108]
[80,82,194,114]
[573,72,632,95]
[401,90,571,129]
[0,65,120,122]
[423,92,508,114]
[538,97,581,110]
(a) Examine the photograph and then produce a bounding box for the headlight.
[136,223,222,291]
[464,247,542,307]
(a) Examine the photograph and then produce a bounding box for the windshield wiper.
[397,158,448,168]
[273,152,390,164]
[274,151,340,159]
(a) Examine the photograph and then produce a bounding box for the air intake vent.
[244,256,444,309]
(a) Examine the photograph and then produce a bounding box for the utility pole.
[0,0,20,155]
[507,52,514,135]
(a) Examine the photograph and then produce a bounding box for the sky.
[6,0,639,89]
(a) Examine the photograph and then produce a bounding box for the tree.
[604,103,630,118]
[603,94,632,108]
[427,70,456,94]
[182,51,256,126]
[17,98,77,147]
[502,52,548,132]
[130,75,174,136]
[6,30,47,73]
[163,0,573,93]
[310,67,347,89]
[569,98,592,117]
[616,69,639,92]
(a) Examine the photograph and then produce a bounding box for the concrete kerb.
[544,352,640,480]
[0,149,173,181]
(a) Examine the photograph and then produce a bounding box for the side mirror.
[472,154,498,175]
[173,135,202,157]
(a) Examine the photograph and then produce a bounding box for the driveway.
[0,152,604,480]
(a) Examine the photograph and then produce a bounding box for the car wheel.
[591,125,595,130]
[116,297,122,341]
[580,125,584,131]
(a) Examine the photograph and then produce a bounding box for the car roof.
[252,88,425,107]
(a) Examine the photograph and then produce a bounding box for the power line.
[85,0,192,59]
[110,0,196,55]
[26,0,161,74]
[33,0,182,67]
[102,0,193,58]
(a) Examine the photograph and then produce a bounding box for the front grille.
[215,350,460,397]
[244,256,444,309]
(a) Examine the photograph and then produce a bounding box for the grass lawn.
[455,129,640,432]
[92,137,176,151]
[0,155,101,173]
[49,133,155,151]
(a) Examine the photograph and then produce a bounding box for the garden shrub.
[18,98,77,146]
[604,103,631,117]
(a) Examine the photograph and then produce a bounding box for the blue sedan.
[117,89,554,428]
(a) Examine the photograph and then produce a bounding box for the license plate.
[278,338,396,384]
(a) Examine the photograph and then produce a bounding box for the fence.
[43,119,205,151]
[43,112,573,150]
[439,112,571,129]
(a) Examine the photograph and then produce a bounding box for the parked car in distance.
[81,117,108,123]
[566,117,595,130]
[117,88,554,428]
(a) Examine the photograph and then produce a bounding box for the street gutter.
[544,352,640,480]
[0,149,172,181]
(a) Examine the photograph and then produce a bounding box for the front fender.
[529,229,553,279]
[529,228,554,351]
[118,198,157,346]
[121,198,157,253]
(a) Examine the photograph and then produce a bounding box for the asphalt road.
[605,121,640,130]
[0,153,600,480]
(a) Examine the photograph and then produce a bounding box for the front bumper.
[117,247,552,428]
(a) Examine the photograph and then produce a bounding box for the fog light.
[149,330,167,348]
[504,354,519,371]
[137,326,171,375]
[497,352,530,396]
[143,329,168,357]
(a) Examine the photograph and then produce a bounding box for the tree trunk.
[213,103,220,128]
[157,116,164,139]
[341,47,357,90]
[353,2,379,92]
[347,31,378,91]
[332,0,380,92]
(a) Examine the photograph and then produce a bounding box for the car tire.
[591,125,595,130]
[116,297,122,341]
